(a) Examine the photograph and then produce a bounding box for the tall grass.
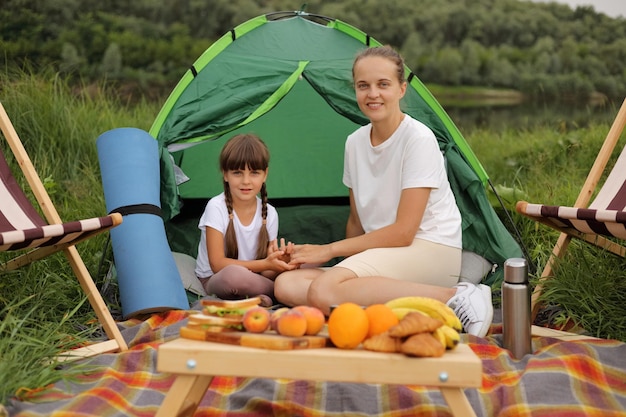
[0,298,92,405]
[0,68,157,404]
[466,115,626,340]
[0,70,624,405]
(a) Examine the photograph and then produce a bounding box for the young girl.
[274,46,494,337]
[195,133,294,307]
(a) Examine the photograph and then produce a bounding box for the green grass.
[0,68,156,405]
[466,121,626,340]
[0,297,92,402]
[1,69,625,405]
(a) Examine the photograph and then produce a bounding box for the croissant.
[388,312,443,337]
[400,332,446,357]
[362,331,402,353]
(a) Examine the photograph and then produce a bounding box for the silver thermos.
[502,258,532,359]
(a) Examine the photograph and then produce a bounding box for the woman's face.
[353,56,406,123]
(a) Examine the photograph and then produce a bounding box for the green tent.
[149,11,522,286]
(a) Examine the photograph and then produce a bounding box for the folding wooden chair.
[516,98,626,320]
[0,102,128,356]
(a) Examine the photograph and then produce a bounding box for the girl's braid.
[255,183,270,259]
[223,182,238,259]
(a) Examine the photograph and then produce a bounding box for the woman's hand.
[289,244,333,266]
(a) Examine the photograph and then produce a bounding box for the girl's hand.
[265,249,298,272]
[289,244,332,266]
[268,238,294,264]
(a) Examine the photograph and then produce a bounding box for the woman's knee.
[307,268,357,313]
[274,269,320,307]
[307,279,330,312]
[273,272,290,302]
[307,275,340,313]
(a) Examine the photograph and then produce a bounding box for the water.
[442,99,622,133]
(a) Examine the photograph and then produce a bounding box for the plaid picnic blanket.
[6,306,626,417]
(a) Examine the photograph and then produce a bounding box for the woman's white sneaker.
[446,282,493,338]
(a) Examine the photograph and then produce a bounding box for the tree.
[60,42,82,74]
[424,47,464,85]
[483,50,517,88]
[558,36,580,73]
[459,39,483,85]
[100,42,122,79]
[2,0,626,99]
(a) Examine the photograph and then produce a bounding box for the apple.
[270,307,290,331]
[292,305,326,335]
[276,309,307,337]
[242,307,271,333]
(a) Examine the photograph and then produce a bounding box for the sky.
[529,0,626,18]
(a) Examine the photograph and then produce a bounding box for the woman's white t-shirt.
[194,192,279,277]
[342,114,462,249]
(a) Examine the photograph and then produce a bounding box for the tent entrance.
[174,77,359,201]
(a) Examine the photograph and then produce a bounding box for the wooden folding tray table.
[155,337,482,417]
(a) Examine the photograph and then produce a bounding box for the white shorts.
[335,238,461,287]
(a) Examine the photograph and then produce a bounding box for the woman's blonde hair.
[219,133,270,260]
[352,45,406,85]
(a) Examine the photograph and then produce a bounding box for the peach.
[270,307,290,331]
[242,307,271,333]
[292,305,326,336]
[276,309,307,337]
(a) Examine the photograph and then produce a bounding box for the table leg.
[440,387,477,417]
[156,374,213,417]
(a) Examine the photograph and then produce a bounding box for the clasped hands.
[267,238,331,271]
[267,238,296,272]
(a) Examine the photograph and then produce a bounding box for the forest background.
[2,0,626,103]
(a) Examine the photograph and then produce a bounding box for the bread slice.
[187,313,244,332]
[200,297,261,319]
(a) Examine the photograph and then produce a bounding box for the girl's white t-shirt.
[342,114,462,249]
[194,192,278,277]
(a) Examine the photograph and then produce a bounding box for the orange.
[327,302,369,349]
[364,304,399,338]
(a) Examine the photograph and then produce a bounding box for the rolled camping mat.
[96,127,189,318]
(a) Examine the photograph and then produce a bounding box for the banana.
[385,296,462,332]
[439,325,461,349]
[432,327,447,349]
[390,307,427,320]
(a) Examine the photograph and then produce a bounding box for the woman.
[274,46,493,337]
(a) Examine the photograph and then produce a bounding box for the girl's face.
[353,56,406,123]
[223,166,268,202]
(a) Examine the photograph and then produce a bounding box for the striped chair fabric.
[516,97,626,319]
[0,147,121,254]
[516,141,626,241]
[1,101,126,356]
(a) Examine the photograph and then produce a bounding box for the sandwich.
[180,297,261,340]
[184,313,245,333]
[200,297,261,320]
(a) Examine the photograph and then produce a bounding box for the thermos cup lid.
[504,258,528,284]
